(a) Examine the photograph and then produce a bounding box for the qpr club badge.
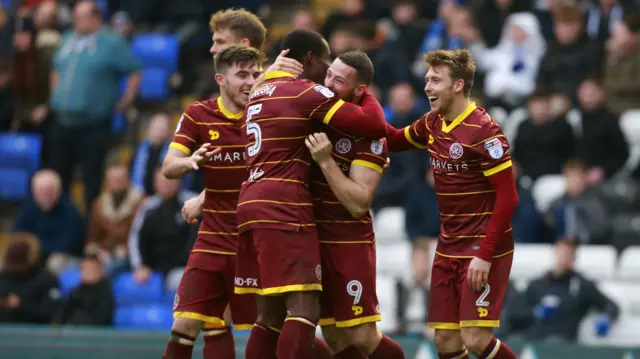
[484,138,504,159]
[449,142,464,159]
[336,138,352,154]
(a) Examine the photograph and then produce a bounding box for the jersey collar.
[441,102,476,133]
[217,97,243,120]
[264,71,296,80]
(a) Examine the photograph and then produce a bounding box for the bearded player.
[383,49,519,359]
[234,30,388,359]
[304,51,405,359]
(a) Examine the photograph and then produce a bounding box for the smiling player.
[384,49,519,359]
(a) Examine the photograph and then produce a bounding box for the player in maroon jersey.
[234,30,388,359]
[161,45,263,359]
[304,51,405,359]
[384,49,520,359]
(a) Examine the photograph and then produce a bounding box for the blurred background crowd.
[0,0,639,352]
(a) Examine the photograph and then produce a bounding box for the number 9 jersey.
[237,71,347,233]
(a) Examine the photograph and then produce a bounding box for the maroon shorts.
[234,229,322,296]
[427,252,513,330]
[174,251,256,330]
[318,242,381,327]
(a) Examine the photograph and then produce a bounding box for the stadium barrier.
[0,325,638,359]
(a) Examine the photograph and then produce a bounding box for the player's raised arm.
[385,114,430,152]
[306,133,385,218]
[162,110,219,179]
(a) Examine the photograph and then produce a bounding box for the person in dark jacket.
[0,233,61,324]
[53,254,114,326]
[13,169,85,274]
[506,237,619,342]
[576,79,629,182]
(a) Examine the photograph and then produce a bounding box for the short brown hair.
[337,50,374,86]
[553,5,583,24]
[209,8,267,49]
[214,44,265,73]
[424,49,476,97]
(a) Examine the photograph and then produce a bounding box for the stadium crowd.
[0,0,639,348]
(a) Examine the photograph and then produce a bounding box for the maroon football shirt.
[170,97,246,254]
[399,102,514,258]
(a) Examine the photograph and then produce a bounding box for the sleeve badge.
[484,138,504,159]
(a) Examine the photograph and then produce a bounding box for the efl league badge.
[484,138,504,159]
[370,139,384,155]
[449,142,464,159]
[336,138,352,154]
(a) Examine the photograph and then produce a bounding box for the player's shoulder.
[469,107,504,138]
[184,98,226,120]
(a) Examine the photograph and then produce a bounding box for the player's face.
[324,58,360,103]
[307,41,332,84]
[210,28,238,56]
[221,62,261,108]
[424,65,462,113]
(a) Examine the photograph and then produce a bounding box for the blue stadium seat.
[0,168,29,200]
[138,68,170,101]
[163,290,177,306]
[113,271,164,305]
[131,34,180,73]
[58,264,82,297]
[114,304,173,329]
[0,133,42,174]
[112,112,126,134]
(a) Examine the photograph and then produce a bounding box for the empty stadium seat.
[531,175,566,213]
[373,207,408,244]
[0,168,29,200]
[575,245,617,281]
[618,247,640,281]
[376,274,398,333]
[619,110,640,174]
[376,242,412,276]
[0,133,42,174]
[138,68,170,100]
[578,281,640,346]
[114,304,173,329]
[611,213,640,253]
[510,244,554,282]
[58,264,82,297]
[131,34,180,73]
[113,271,164,305]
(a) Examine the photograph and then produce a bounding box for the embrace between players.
[161,8,520,359]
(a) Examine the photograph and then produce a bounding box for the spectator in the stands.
[537,5,596,102]
[404,166,440,246]
[394,237,431,338]
[0,57,14,131]
[130,113,172,196]
[128,170,195,288]
[13,170,84,274]
[53,254,114,326]
[270,8,317,58]
[513,89,576,181]
[110,11,133,42]
[322,0,370,41]
[416,0,464,55]
[469,12,547,110]
[548,160,612,245]
[577,79,629,181]
[0,233,61,324]
[506,237,619,342]
[602,13,640,115]
[471,0,532,48]
[585,0,630,43]
[86,164,143,275]
[0,5,15,57]
[512,163,550,243]
[48,0,141,211]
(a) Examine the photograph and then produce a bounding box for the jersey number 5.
[246,104,262,157]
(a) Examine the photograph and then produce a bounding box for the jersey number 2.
[246,104,262,157]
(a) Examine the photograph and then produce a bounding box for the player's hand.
[467,257,491,292]
[305,133,333,165]
[134,266,152,284]
[6,293,20,310]
[267,49,303,77]
[383,157,391,172]
[182,195,204,224]
[189,143,220,171]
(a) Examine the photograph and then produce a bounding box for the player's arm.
[161,109,219,179]
[306,87,388,139]
[473,127,519,262]
[385,115,429,152]
[306,133,382,218]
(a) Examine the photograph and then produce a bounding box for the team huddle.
[161,8,520,359]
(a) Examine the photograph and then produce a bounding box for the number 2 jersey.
[169,97,246,254]
[398,102,514,258]
[237,71,353,233]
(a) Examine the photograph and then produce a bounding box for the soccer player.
[305,51,405,359]
[384,49,519,359]
[161,45,263,359]
[234,30,388,359]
